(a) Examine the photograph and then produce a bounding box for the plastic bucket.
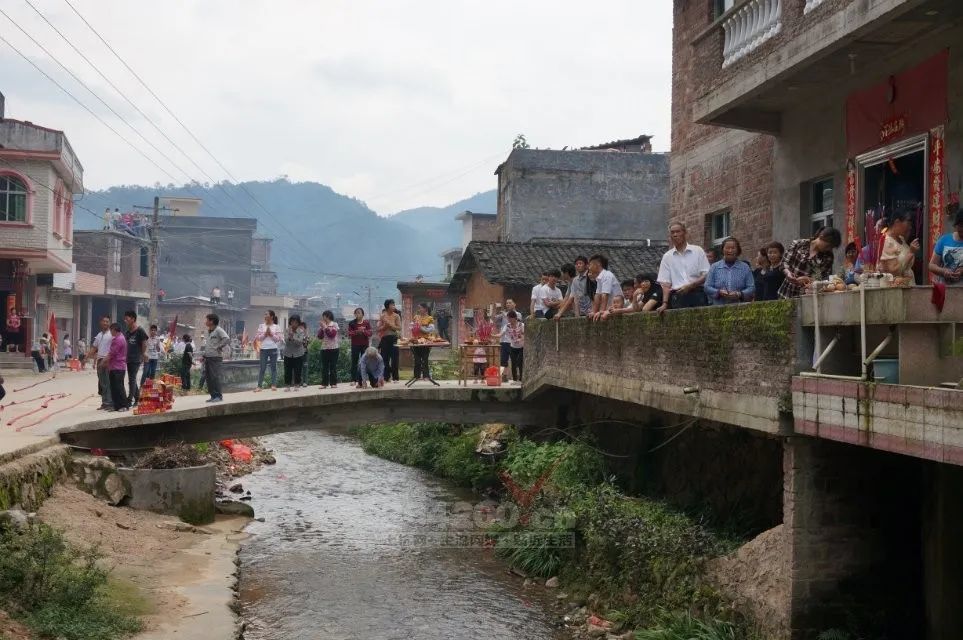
[874,358,899,384]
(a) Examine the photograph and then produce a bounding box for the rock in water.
[216,500,255,518]
[545,576,559,588]
[228,482,244,494]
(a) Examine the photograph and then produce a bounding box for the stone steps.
[0,353,36,371]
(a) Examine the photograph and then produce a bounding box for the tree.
[512,134,530,150]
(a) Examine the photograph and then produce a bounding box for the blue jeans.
[140,358,158,386]
[258,348,279,387]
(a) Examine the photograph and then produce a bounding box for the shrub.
[434,429,497,489]
[0,524,142,640]
[303,339,354,385]
[502,439,606,493]
[636,611,753,640]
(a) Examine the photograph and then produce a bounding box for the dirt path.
[36,484,249,639]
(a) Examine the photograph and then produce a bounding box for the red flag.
[168,314,178,339]
[48,312,57,344]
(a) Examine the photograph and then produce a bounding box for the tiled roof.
[450,240,667,290]
[580,134,653,150]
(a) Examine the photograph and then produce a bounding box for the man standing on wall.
[203,313,230,403]
[656,222,710,311]
[531,272,549,318]
[123,311,148,406]
[90,315,112,410]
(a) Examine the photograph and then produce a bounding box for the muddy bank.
[36,484,249,640]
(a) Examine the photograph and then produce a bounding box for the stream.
[238,431,563,640]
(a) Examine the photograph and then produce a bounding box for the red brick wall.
[671,0,776,255]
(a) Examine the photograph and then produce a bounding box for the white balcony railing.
[803,0,828,13]
[721,0,782,67]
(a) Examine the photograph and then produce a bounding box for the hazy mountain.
[76,179,482,300]
[389,190,496,248]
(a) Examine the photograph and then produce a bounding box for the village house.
[448,239,665,322]
[672,0,963,266]
[495,136,669,243]
[0,93,83,366]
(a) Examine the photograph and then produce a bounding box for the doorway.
[857,135,928,283]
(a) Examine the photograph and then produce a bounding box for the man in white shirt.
[657,222,711,311]
[88,315,113,410]
[531,272,549,318]
[587,254,621,321]
[541,269,565,319]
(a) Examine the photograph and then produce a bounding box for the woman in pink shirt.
[107,322,129,411]
[317,310,340,389]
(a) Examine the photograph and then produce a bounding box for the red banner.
[846,50,948,157]
[928,126,945,283]
[845,161,858,247]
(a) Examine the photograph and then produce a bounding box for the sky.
[0,1,673,215]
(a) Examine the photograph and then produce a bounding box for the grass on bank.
[0,524,143,640]
[356,422,759,637]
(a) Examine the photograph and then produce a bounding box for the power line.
[59,0,334,270]
[1,5,238,215]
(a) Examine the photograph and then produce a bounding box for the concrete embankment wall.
[0,443,72,511]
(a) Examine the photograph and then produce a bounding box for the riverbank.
[355,422,770,639]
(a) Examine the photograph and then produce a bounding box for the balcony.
[691,0,961,133]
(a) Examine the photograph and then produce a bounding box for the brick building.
[0,96,83,361]
[672,0,963,273]
[495,140,669,243]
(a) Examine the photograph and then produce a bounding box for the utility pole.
[134,198,176,323]
[149,196,159,322]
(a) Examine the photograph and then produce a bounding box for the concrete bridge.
[57,383,559,450]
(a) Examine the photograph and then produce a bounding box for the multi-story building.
[672,0,962,266]
[495,137,669,243]
[0,95,83,358]
[671,2,963,637]
[72,229,152,330]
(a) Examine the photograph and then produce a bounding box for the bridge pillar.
[784,437,925,639]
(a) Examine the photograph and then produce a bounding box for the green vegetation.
[356,422,496,490]
[357,422,759,636]
[0,524,142,639]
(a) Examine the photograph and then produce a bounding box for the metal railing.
[722,0,782,67]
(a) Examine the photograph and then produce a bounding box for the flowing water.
[238,431,562,640]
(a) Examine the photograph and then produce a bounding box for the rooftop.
[579,134,653,151]
[495,147,669,175]
[449,239,667,291]
[455,210,496,221]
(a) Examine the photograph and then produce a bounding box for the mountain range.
[76,180,496,301]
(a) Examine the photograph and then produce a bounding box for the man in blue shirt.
[705,237,755,304]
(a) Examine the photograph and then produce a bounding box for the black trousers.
[320,348,339,386]
[284,355,304,386]
[509,347,524,381]
[31,350,45,372]
[181,362,192,390]
[109,370,127,410]
[412,346,431,379]
[379,335,400,381]
[350,345,366,384]
[126,361,141,404]
[669,287,708,309]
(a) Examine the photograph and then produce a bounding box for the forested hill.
[77,179,492,297]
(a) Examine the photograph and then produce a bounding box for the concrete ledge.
[792,377,963,465]
[0,444,71,510]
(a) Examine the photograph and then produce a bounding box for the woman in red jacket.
[347,307,372,387]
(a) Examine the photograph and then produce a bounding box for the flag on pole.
[168,315,178,339]
[48,312,58,344]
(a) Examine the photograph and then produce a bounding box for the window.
[111,238,122,272]
[0,175,28,223]
[715,0,736,17]
[810,178,834,236]
[709,210,731,247]
[139,246,149,277]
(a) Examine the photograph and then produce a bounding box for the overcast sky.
[0,1,672,215]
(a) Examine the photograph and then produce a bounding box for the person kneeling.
[357,347,385,389]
